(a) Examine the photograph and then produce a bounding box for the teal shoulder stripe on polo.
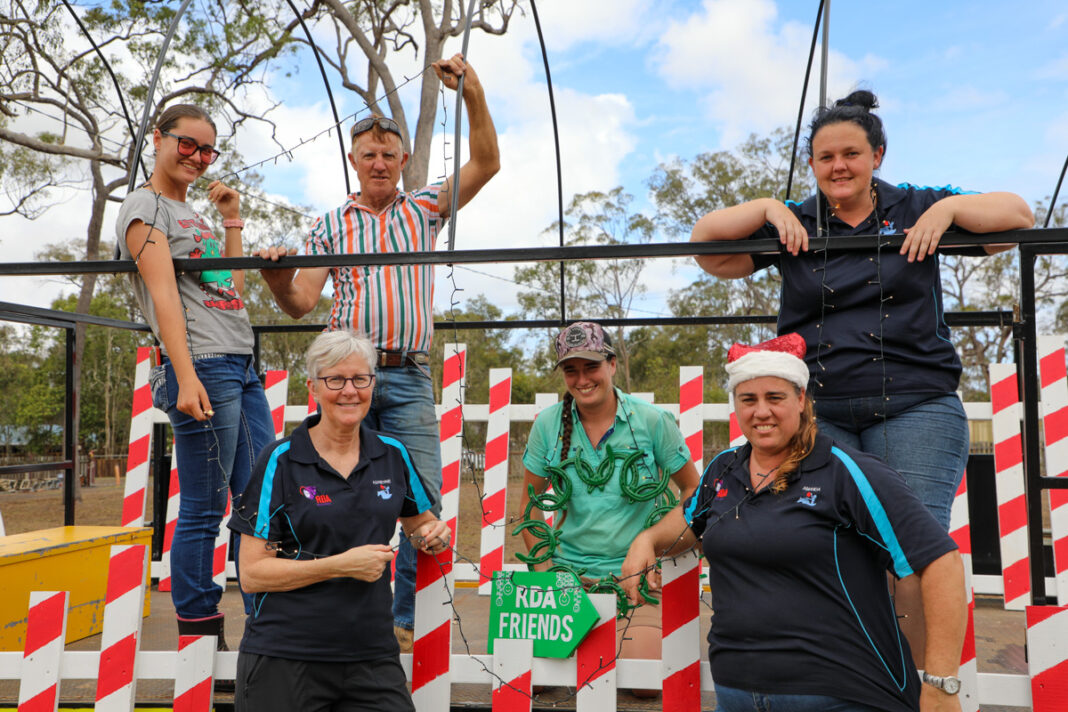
[684,447,740,526]
[830,446,912,577]
[378,435,433,512]
[254,441,291,538]
[895,182,978,196]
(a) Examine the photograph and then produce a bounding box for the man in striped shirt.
[258,52,499,650]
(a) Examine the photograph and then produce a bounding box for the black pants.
[235,652,415,712]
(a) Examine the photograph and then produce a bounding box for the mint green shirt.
[522,389,691,578]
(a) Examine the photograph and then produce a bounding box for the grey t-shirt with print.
[116,189,253,357]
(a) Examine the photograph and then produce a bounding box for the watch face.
[943,677,962,694]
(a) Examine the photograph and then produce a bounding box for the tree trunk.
[69,161,108,504]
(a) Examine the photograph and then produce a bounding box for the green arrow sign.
[488,570,601,658]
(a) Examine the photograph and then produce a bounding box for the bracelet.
[222,218,245,229]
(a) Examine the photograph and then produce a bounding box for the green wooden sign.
[488,570,600,658]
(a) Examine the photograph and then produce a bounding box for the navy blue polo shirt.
[229,413,435,662]
[683,433,956,712]
[749,179,981,399]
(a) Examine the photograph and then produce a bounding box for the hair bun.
[836,90,878,111]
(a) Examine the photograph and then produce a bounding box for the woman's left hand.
[412,520,451,555]
[207,180,241,221]
[902,201,953,263]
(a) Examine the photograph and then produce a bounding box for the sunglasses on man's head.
[161,129,221,165]
[350,116,402,141]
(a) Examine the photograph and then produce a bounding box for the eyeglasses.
[317,374,375,390]
[160,130,221,165]
[350,116,402,141]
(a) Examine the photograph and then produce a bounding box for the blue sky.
[2,0,1066,319]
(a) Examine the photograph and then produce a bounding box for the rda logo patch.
[300,485,332,506]
[376,484,393,500]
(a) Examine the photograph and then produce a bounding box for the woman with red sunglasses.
[115,104,274,661]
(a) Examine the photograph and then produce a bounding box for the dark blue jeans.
[714,684,884,712]
[151,354,274,619]
[814,392,968,530]
[362,361,443,631]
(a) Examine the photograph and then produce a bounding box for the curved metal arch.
[529,0,567,324]
[445,0,480,252]
[284,0,351,195]
[59,0,149,184]
[125,0,195,195]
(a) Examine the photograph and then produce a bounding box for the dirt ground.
[1,469,517,564]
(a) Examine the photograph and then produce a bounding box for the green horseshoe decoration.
[518,440,680,617]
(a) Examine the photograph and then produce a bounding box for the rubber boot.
[177,614,234,694]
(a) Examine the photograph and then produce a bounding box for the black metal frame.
[1016,241,1068,604]
[1,229,1066,603]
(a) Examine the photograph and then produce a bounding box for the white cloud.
[653,0,885,146]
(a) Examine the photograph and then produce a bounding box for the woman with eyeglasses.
[518,321,698,697]
[228,330,448,712]
[115,104,274,652]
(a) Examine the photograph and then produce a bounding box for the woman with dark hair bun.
[689,89,1033,668]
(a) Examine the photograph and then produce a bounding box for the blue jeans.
[714,684,883,712]
[151,354,275,619]
[814,392,968,530]
[362,361,443,631]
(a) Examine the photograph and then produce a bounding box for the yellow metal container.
[0,526,152,651]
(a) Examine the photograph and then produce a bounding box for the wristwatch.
[921,671,962,695]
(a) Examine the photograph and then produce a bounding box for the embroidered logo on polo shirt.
[715,480,728,498]
[373,478,393,500]
[797,486,820,507]
[300,485,333,506]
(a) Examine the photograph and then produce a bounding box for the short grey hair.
[305,330,377,380]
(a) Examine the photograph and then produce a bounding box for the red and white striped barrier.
[158,442,181,592]
[989,363,1031,610]
[533,393,558,529]
[949,474,980,712]
[411,549,455,712]
[264,370,289,440]
[307,390,317,416]
[661,550,702,711]
[173,635,216,712]
[1038,335,1068,601]
[1026,605,1068,711]
[17,591,69,712]
[121,347,155,527]
[491,637,533,712]
[576,593,617,708]
[439,343,466,560]
[94,544,148,712]
[679,367,704,471]
[480,368,511,595]
[728,393,745,448]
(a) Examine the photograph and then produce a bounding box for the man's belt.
[376,350,430,368]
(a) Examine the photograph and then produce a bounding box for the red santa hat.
[725,333,809,393]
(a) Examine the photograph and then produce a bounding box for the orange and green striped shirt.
[306,185,443,351]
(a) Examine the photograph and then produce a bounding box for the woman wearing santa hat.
[622,334,966,712]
